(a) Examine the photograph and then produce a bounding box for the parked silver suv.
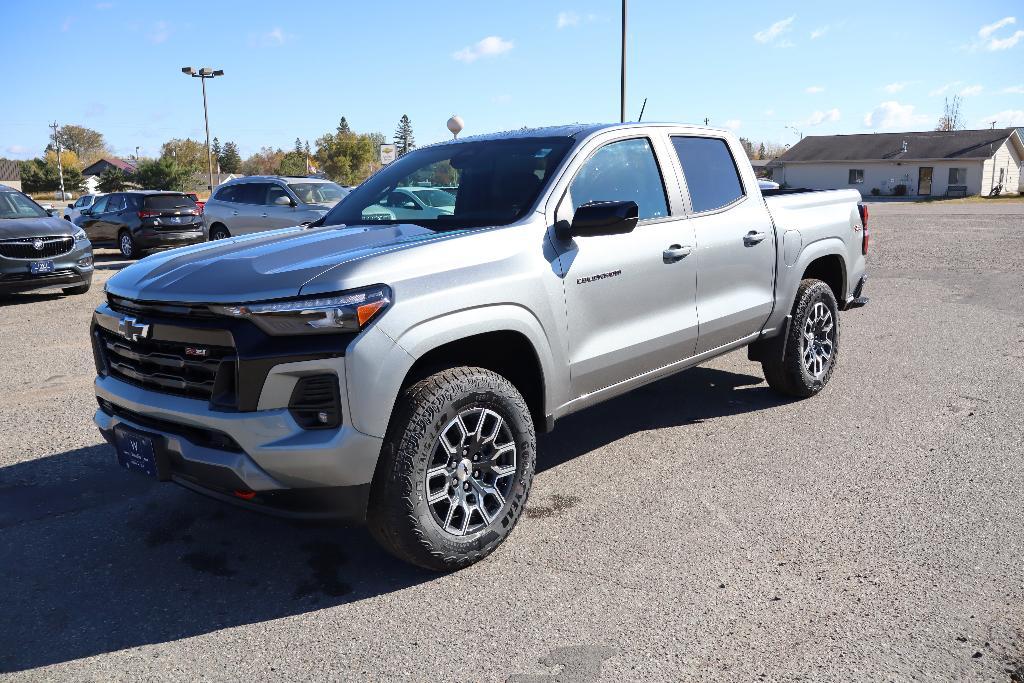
[203,176,349,240]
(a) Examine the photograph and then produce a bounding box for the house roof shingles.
[82,157,137,176]
[778,128,1019,163]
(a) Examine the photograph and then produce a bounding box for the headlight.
[210,285,391,336]
[73,227,88,243]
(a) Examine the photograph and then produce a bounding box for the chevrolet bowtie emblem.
[117,316,150,342]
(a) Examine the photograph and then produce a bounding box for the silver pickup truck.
[91,123,868,570]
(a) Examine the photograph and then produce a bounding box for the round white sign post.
[447,115,464,140]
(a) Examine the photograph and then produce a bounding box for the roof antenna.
[638,98,648,122]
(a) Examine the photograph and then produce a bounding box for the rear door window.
[90,195,109,214]
[144,194,196,211]
[670,136,745,213]
[234,183,268,205]
[568,138,669,221]
[106,194,127,212]
[215,185,238,203]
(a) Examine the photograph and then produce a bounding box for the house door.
[917,167,933,195]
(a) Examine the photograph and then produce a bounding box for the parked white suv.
[202,176,349,240]
[64,194,103,222]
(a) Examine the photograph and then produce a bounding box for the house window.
[848,169,864,184]
[948,168,967,185]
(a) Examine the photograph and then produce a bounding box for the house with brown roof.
[770,128,1024,198]
[81,157,137,177]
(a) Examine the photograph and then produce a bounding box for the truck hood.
[105,223,451,303]
[0,216,76,240]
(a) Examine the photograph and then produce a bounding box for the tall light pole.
[181,66,224,192]
[620,0,627,123]
[49,122,67,201]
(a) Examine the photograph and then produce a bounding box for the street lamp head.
[181,66,195,75]
[199,67,213,76]
[212,69,224,77]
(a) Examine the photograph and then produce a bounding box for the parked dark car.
[75,191,205,259]
[0,184,94,296]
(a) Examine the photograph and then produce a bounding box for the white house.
[771,128,1024,198]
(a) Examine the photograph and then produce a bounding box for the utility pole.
[704,117,710,126]
[135,145,140,161]
[181,66,224,192]
[49,122,67,201]
[620,0,627,123]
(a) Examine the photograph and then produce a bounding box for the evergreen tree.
[304,140,311,155]
[211,137,222,161]
[294,137,303,154]
[218,142,242,173]
[393,115,415,156]
[757,142,766,160]
[97,167,128,193]
[337,117,352,135]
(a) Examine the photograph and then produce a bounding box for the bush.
[892,184,907,196]
[870,187,880,196]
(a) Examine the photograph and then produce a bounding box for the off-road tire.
[761,278,840,398]
[62,283,91,295]
[368,367,536,571]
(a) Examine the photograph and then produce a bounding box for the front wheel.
[761,279,840,398]
[368,367,536,571]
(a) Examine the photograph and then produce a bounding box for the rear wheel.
[118,230,140,259]
[209,224,230,241]
[761,279,840,398]
[368,367,536,571]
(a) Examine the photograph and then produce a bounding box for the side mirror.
[67,203,74,209]
[402,201,418,210]
[81,209,92,216]
[46,209,57,217]
[557,200,639,240]
[273,195,293,206]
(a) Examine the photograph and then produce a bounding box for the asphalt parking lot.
[2,201,1023,681]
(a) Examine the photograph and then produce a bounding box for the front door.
[918,167,933,196]
[556,136,699,398]
[668,135,776,354]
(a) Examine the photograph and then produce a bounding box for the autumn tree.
[54,124,107,164]
[936,95,964,131]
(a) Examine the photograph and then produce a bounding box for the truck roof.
[447,122,730,146]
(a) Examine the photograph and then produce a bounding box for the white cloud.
[5,145,31,158]
[959,84,983,97]
[453,36,514,63]
[148,20,171,44]
[1003,85,1024,94]
[884,82,909,93]
[763,109,775,116]
[929,81,960,96]
[754,16,795,44]
[979,110,1024,126]
[723,119,742,130]
[805,86,825,94]
[988,30,1024,50]
[862,101,929,130]
[810,25,829,39]
[979,16,1015,38]
[556,11,579,28]
[803,108,841,126]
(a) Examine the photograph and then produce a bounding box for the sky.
[3,0,1023,161]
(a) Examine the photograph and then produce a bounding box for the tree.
[20,158,84,195]
[97,167,129,193]
[936,95,964,131]
[738,137,755,159]
[757,142,766,160]
[211,137,222,162]
[304,140,312,156]
[393,115,415,156]
[219,142,242,173]
[45,148,81,172]
[135,158,191,191]
[337,117,352,135]
[159,138,207,175]
[278,151,308,176]
[54,125,107,164]
[241,147,285,176]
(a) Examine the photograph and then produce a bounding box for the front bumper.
[94,373,381,521]
[0,241,94,294]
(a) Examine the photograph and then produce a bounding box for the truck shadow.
[0,366,786,673]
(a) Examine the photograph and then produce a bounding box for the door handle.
[260,213,268,218]
[743,230,768,246]
[663,244,693,262]
[231,211,239,216]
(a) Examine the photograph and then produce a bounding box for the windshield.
[288,182,348,206]
[320,137,574,230]
[0,191,48,219]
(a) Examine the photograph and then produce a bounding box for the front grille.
[96,327,236,402]
[107,294,218,319]
[0,236,74,259]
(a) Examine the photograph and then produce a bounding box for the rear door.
[104,193,131,240]
[554,134,699,397]
[230,183,272,234]
[668,134,775,354]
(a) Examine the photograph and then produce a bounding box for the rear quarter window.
[670,136,745,213]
